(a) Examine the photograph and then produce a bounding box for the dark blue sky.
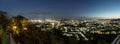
[0,0,120,19]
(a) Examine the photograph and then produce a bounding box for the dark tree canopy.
[13,15,28,20]
[0,11,8,30]
[0,11,8,23]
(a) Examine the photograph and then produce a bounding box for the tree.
[0,11,8,44]
[0,11,8,30]
[7,15,28,36]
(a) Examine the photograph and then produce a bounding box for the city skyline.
[0,0,120,19]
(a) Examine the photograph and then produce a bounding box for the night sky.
[0,0,120,19]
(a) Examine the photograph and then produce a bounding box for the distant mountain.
[104,18,120,21]
[27,15,101,20]
[111,18,120,21]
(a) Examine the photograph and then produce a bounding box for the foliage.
[0,11,8,30]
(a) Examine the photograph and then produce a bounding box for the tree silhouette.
[0,11,8,30]
[14,15,28,20]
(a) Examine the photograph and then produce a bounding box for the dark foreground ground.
[12,31,118,44]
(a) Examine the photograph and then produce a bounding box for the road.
[111,35,120,44]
